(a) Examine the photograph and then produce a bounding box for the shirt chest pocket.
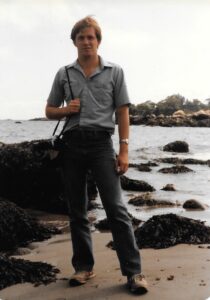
[90,81,114,101]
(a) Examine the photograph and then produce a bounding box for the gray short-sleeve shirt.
[47,56,130,133]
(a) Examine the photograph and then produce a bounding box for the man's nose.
[83,37,90,44]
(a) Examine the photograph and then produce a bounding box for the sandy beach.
[0,229,210,300]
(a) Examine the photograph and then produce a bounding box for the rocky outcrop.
[129,161,159,169]
[158,157,209,165]
[135,213,210,249]
[129,110,210,127]
[163,140,189,152]
[158,165,193,174]
[191,109,210,120]
[0,140,97,214]
[128,193,176,207]
[94,213,142,231]
[172,110,186,117]
[183,199,207,210]
[0,198,60,252]
[120,175,155,191]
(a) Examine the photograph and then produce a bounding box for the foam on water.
[1,120,210,224]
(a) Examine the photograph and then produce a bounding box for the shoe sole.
[69,273,96,286]
[130,286,148,295]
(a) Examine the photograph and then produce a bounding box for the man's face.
[74,26,100,58]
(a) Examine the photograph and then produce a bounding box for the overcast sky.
[1,0,210,119]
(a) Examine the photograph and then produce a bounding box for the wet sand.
[0,231,210,300]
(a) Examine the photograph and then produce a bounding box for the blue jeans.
[61,129,141,276]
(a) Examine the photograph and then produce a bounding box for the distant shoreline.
[1,109,210,128]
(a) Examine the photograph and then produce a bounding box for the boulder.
[0,140,97,214]
[163,140,189,152]
[94,213,141,231]
[135,213,210,249]
[128,193,176,207]
[161,184,176,191]
[172,110,186,117]
[183,199,206,210]
[120,175,155,191]
[191,110,210,120]
[158,165,193,174]
[137,164,152,172]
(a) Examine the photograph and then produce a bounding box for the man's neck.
[77,55,100,69]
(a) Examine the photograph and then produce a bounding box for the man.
[45,16,148,295]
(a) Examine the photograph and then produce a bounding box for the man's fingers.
[67,99,80,113]
[115,160,128,175]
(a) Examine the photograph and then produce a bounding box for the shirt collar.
[99,57,113,69]
[67,56,113,70]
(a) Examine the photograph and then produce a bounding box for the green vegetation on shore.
[130,94,210,116]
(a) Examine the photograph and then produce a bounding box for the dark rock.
[120,175,155,191]
[95,218,110,231]
[157,157,180,164]
[0,254,59,290]
[158,157,208,165]
[161,184,176,191]
[158,165,193,174]
[0,140,97,214]
[137,165,152,172]
[129,113,210,127]
[192,113,210,120]
[182,158,207,165]
[197,119,210,127]
[95,213,142,231]
[129,161,159,168]
[0,198,60,251]
[128,193,176,207]
[135,213,210,249]
[163,141,189,152]
[129,115,142,125]
[183,199,206,210]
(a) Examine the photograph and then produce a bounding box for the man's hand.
[45,98,80,120]
[66,98,80,114]
[115,152,129,175]
[116,105,129,175]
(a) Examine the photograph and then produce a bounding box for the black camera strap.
[52,66,74,137]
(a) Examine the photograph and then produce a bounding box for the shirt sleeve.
[47,67,65,107]
[113,66,131,108]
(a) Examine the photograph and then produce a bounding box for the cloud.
[1,0,210,118]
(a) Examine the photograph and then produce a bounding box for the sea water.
[1,120,210,224]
